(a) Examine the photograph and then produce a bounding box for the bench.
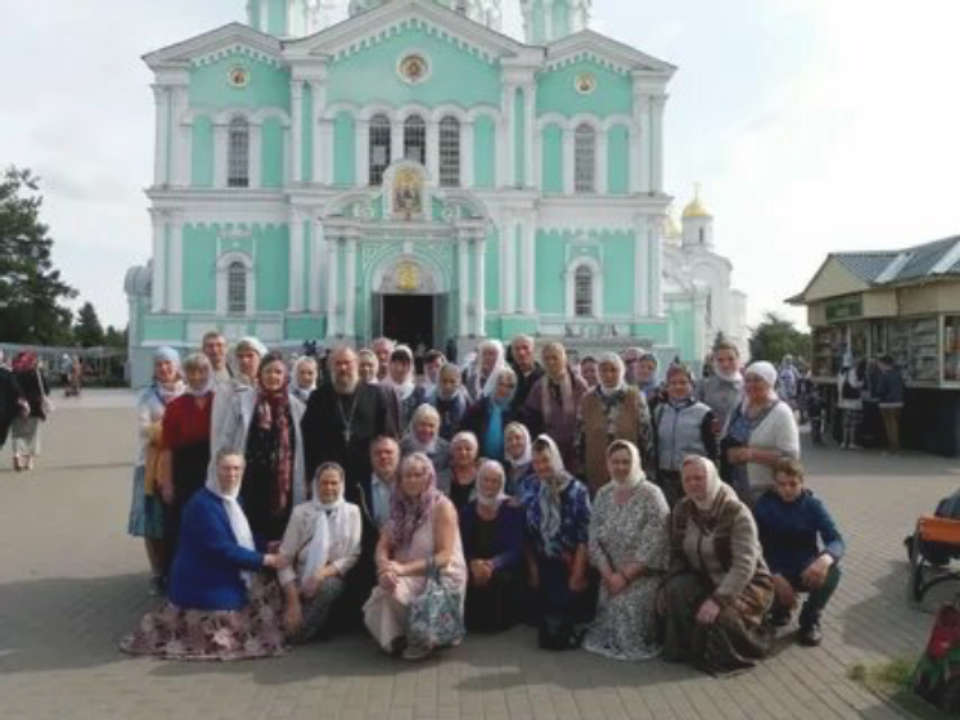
[910,516,960,603]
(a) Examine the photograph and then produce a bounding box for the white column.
[168,215,183,312]
[355,118,369,186]
[502,84,516,188]
[457,238,469,336]
[562,126,575,194]
[533,120,542,189]
[473,237,486,336]
[633,93,651,193]
[309,80,327,183]
[521,216,536,314]
[651,95,666,193]
[290,81,303,183]
[150,210,166,313]
[544,0,555,40]
[345,237,357,337]
[317,118,333,185]
[628,126,642,194]
[523,84,535,188]
[461,120,475,188]
[634,218,649,317]
[648,217,663,316]
[213,123,228,188]
[152,85,170,187]
[282,124,291,185]
[500,213,515,313]
[325,237,340,337]
[310,215,325,313]
[426,120,440,183]
[391,120,404,163]
[289,210,305,311]
[171,86,190,186]
[260,1,269,33]
[597,128,609,195]
[250,123,263,188]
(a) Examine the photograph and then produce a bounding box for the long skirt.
[127,465,165,540]
[661,571,773,675]
[289,577,345,644]
[583,575,662,662]
[119,574,286,661]
[363,575,428,653]
[465,569,521,633]
[11,416,41,456]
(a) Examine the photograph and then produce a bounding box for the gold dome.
[682,184,712,219]
[662,209,681,239]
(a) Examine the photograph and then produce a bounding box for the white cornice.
[545,30,675,77]
[143,22,284,70]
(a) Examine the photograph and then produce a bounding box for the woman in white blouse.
[278,462,362,643]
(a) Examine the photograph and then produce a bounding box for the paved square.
[1,393,957,719]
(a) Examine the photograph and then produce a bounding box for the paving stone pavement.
[2,394,959,720]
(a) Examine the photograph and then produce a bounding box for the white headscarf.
[504,421,532,467]
[534,434,572,549]
[475,460,510,511]
[607,439,645,488]
[743,361,779,408]
[205,459,256,587]
[681,455,722,511]
[302,464,347,589]
[387,345,417,400]
[597,352,626,396]
[475,339,506,398]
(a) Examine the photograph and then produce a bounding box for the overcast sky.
[3,0,960,331]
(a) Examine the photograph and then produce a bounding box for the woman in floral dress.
[583,440,669,661]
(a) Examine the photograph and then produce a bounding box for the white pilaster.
[597,129,609,195]
[648,216,663,316]
[290,81,303,183]
[250,123,263,188]
[634,217,649,317]
[310,215,324,312]
[260,1,269,33]
[289,209,305,311]
[345,237,357,337]
[458,238,469,336]
[628,126,641,194]
[632,91,651,193]
[325,237,339,337]
[562,126,575,194]
[168,214,183,312]
[462,120,475,188]
[523,84,535,188]
[317,118,333,185]
[473,237,486,336]
[521,216,536,314]
[544,0,555,40]
[500,212,515,313]
[651,95,666,193]
[171,86,190,186]
[152,85,170,187]
[150,210,167,313]
[503,84,516,188]
[426,120,440,183]
[309,80,327,182]
[213,123,228,188]
[356,118,369,186]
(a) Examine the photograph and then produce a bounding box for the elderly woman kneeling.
[364,453,467,660]
[660,455,774,674]
[460,460,525,632]
[278,462,362,643]
[120,450,289,660]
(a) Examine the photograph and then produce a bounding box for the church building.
[125,0,748,385]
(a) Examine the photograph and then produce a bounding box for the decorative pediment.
[545,30,675,77]
[143,22,284,70]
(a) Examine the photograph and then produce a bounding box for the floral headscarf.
[388,452,442,549]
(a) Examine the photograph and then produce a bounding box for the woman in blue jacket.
[121,449,290,660]
[753,458,844,647]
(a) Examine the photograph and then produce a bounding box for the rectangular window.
[575,267,593,317]
[227,263,246,314]
[227,123,250,188]
[439,117,461,187]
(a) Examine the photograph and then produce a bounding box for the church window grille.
[227,117,250,188]
[574,123,596,193]
[404,115,426,165]
[227,261,247,314]
[574,265,593,317]
[369,114,391,185]
[439,116,461,187]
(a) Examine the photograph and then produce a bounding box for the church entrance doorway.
[379,294,447,350]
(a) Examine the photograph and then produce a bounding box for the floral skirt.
[119,574,287,661]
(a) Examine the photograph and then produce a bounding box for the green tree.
[0,167,76,343]
[748,312,811,364]
[104,324,127,348]
[74,301,105,347]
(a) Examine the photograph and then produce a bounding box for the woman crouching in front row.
[659,455,774,675]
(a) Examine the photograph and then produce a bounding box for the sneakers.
[798,623,822,647]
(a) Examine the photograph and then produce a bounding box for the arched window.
[404,115,426,165]
[227,117,250,188]
[369,114,391,185]
[227,261,247,314]
[438,116,461,187]
[574,265,593,317]
[574,123,596,193]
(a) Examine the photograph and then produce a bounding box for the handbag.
[37,368,54,416]
[405,559,465,651]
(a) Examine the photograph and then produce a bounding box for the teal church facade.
[125,0,747,385]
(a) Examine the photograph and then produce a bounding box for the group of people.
[0,350,50,472]
[121,331,843,675]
